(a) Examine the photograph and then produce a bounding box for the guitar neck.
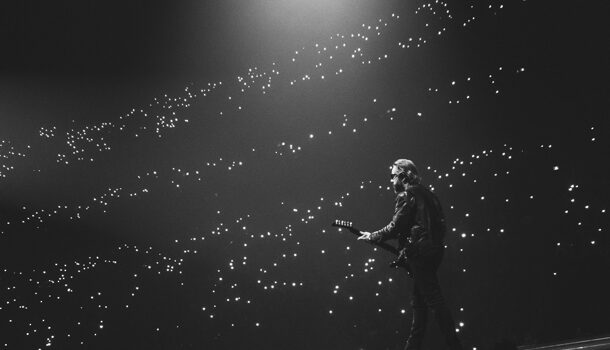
[331,223,360,236]
[332,222,400,256]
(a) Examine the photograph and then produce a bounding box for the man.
[358,159,463,350]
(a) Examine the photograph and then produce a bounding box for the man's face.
[390,165,405,193]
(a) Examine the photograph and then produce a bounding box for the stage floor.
[519,336,610,350]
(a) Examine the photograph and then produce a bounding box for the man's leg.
[412,254,463,350]
[404,286,427,350]
[432,302,462,350]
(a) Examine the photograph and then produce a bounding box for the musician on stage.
[358,159,463,350]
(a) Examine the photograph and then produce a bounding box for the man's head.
[389,159,420,193]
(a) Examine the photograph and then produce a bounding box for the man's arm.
[368,191,415,243]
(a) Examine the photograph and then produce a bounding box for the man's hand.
[358,231,372,241]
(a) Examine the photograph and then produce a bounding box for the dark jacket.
[370,183,446,249]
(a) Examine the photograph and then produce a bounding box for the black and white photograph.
[0,0,608,349]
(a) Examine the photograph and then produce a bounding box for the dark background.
[0,0,609,349]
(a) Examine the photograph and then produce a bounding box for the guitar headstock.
[331,219,361,235]
[332,219,354,229]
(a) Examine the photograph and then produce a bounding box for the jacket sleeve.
[370,192,415,243]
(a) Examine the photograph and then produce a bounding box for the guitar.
[331,219,412,276]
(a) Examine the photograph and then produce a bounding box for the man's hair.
[392,159,421,185]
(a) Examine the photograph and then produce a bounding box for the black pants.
[404,247,463,350]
